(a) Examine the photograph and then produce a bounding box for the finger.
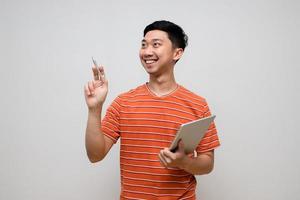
[178,140,185,154]
[93,79,101,88]
[92,67,99,80]
[158,152,168,167]
[162,149,176,161]
[98,66,106,83]
[88,81,94,95]
[84,84,91,96]
[158,154,165,166]
[161,150,173,164]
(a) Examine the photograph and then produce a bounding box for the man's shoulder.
[178,85,207,103]
[117,84,147,100]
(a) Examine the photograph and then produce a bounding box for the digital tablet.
[169,115,216,154]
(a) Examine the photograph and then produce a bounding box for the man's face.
[139,30,182,76]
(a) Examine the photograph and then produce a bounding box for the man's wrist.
[179,155,192,171]
[88,106,102,116]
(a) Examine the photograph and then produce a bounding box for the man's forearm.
[85,107,106,162]
[180,151,214,175]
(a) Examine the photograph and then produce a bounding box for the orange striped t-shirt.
[101,84,220,200]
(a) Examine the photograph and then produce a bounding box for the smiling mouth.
[144,59,158,64]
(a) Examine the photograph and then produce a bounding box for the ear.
[173,48,184,62]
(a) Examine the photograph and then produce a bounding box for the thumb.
[177,140,185,154]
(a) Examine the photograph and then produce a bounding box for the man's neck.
[147,71,178,97]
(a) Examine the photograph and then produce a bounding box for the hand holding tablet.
[170,115,216,154]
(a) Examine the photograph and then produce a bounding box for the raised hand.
[84,64,108,111]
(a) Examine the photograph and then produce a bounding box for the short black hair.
[143,20,188,50]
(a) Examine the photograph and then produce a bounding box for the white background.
[0,0,299,199]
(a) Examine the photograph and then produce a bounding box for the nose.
[142,46,154,57]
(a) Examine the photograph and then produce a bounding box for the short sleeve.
[196,100,220,153]
[101,96,122,143]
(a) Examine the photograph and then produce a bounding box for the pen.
[92,57,99,67]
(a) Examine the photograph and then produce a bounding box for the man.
[84,20,220,200]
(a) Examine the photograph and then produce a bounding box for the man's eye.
[141,43,147,48]
[153,42,160,47]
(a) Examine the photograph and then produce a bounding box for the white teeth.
[145,60,156,64]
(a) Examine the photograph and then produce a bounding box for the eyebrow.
[141,38,163,43]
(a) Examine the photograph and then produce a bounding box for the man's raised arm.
[84,65,113,163]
